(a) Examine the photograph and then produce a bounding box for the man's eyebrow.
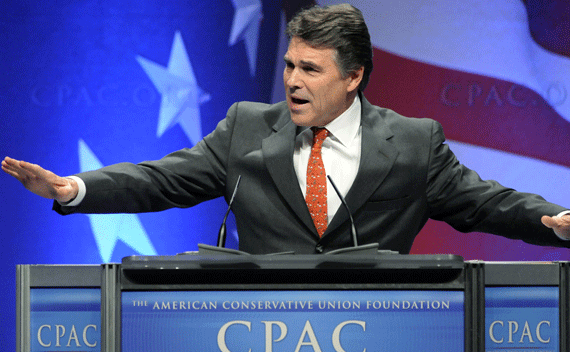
[300,60,321,69]
[283,57,322,70]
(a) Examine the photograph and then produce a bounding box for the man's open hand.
[542,214,570,240]
[2,157,78,203]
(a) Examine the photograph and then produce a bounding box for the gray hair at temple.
[286,3,374,91]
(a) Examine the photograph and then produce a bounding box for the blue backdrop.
[0,0,299,349]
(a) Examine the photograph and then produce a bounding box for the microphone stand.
[325,176,380,255]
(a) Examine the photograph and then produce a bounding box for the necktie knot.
[311,127,329,148]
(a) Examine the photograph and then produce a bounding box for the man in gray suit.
[3,4,570,254]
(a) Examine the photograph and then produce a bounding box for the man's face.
[283,37,361,127]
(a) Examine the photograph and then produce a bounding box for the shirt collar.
[323,95,361,147]
[295,95,361,147]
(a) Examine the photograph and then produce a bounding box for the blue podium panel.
[122,290,464,352]
[30,288,101,352]
[485,286,559,352]
[17,264,109,352]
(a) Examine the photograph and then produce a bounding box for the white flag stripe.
[447,139,570,208]
[319,0,570,122]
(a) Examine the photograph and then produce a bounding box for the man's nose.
[286,68,302,89]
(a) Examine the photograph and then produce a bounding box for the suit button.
[315,244,324,253]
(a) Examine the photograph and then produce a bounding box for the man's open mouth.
[291,97,309,105]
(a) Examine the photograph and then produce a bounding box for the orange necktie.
[306,127,329,237]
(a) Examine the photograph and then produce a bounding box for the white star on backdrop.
[78,139,157,262]
[136,31,210,145]
[229,0,262,76]
[79,9,266,261]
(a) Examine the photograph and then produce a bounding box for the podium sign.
[485,286,559,352]
[122,290,464,351]
[17,264,116,352]
[30,288,100,352]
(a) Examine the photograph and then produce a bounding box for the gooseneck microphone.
[326,175,379,254]
[217,175,242,248]
[327,175,359,247]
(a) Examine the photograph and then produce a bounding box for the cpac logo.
[488,320,551,344]
[217,320,366,352]
[37,324,98,348]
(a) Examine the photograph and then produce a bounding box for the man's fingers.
[4,157,39,173]
[3,156,27,170]
[541,215,557,228]
[18,160,47,177]
[5,158,55,183]
[2,159,28,181]
[1,164,21,179]
[2,157,19,172]
[2,164,19,177]
[3,157,30,175]
[3,156,18,164]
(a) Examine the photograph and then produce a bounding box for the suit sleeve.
[425,120,570,247]
[54,102,241,215]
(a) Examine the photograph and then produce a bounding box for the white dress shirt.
[293,96,362,225]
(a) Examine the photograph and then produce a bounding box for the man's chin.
[289,112,315,127]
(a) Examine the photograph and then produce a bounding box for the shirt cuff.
[57,176,86,207]
[557,210,570,218]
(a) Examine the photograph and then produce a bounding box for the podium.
[16,255,568,351]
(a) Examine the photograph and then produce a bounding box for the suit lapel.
[262,96,399,240]
[262,116,318,237]
[324,97,399,236]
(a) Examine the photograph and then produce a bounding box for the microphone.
[178,175,248,256]
[196,174,293,256]
[326,175,379,255]
[327,175,358,247]
[217,175,242,248]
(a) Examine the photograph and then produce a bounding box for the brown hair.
[286,3,374,90]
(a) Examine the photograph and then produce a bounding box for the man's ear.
[347,66,364,92]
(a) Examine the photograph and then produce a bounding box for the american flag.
[315,0,570,260]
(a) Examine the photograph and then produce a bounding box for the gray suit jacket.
[55,95,569,254]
